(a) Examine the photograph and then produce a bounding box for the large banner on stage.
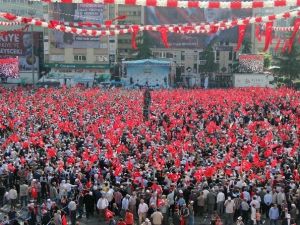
[50,3,105,48]
[0,31,43,71]
[145,5,252,49]
[239,54,264,73]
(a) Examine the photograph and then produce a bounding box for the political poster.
[145,5,252,49]
[0,31,43,71]
[50,3,105,48]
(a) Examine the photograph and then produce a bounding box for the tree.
[276,39,300,81]
[198,45,219,73]
[242,38,252,54]
[263,53,272,69]
[135,32,152,59]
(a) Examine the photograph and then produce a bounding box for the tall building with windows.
[43,3,113,85]
[108,5,144,61]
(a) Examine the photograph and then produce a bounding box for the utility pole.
[31,24,35,86]
[28,0,35,86]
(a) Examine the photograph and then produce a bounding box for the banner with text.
[50,3,105,48]
[0,31,43,71]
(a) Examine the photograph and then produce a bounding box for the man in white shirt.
[138,199,149,224]
[121,194,130,217]
[224,197,235,225]
[217,190,225,215]
[8,186,18,210]
[97,196,109,221]
[68,200,77,225]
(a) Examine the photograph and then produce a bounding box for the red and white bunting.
[29,0,300,9]
[0,21,22,26]
[0,9,299,37]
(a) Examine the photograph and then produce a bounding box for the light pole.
[27,2,35,86]
[31,24,35,86]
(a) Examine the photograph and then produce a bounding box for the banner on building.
[0,31,43,71]
[50,3,105,48]
[239,54,264,73]
[145,6,252,49]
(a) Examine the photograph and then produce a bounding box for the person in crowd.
[181,204,189,225]
[8,186,18,210]
[68,199,77,225]
[217,190,225,216]
[151,208,163,225]
[269,204,280,225]
[224,197,235,225]
[236,216,245,225]
[125,209,134,225]
[138,199,149,224]
[97,195,109,221]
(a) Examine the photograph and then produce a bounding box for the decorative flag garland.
[29,0,300,9]
[1,9,300,51]
[1,9,299,36]
[0,21,22,26]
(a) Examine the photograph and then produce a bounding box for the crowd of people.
[0,87,299,225]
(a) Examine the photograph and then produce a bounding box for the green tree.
[242,38,252,54]
[135,32,152,59]
[263,53,272,69]
[276,39,300,81]
[198,45,219,73]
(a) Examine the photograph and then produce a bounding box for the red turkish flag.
[263,22,273,52]
[235,25,247,51]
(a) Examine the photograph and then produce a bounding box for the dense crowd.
[0,87,299,225]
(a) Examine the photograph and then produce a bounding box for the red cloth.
[62,215,67,225]
[124,212,134,225]
[235,25,246,51]
[263,22,273,51]
[31,187,38,199]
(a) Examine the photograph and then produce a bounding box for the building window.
[216,51,220,61]
[166,53,173,58]
[193,64,197,73]
[181,51,185,61]
[96,55,108,62]
[199,52,205,60]
[74,55,86,62]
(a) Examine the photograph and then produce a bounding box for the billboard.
[239,54,264,73]
[0,31,43,71]
[0,58,19,78]
[145,6,252,49]
[233,73,274,88]
[50,3,105,48]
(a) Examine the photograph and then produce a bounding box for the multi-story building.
[108,5,144,61]
[43,3,113,86]
[151,41,240,87]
